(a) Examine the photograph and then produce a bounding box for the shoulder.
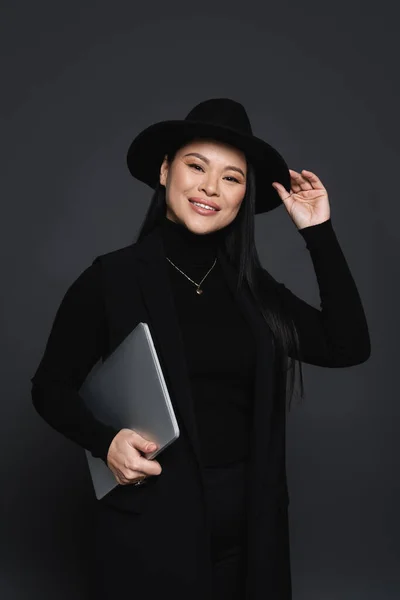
[90,241,143,280]
[92,226,161,275]
[77,226,160,290]
[93,241,137,266]
[65,243,139,298]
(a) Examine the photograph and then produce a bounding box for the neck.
[159,216,228,267]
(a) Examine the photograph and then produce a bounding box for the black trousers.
[91,458,249,600]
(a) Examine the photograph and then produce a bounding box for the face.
[159,138,247,235]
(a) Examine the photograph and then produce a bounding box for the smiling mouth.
[188,199,220,211]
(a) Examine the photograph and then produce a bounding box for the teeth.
[192,201,216,211]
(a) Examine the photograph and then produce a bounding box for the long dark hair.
[133,139,305,411]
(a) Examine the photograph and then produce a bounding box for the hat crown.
[185,98,253,136]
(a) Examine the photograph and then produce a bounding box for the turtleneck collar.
[159,216,229,267]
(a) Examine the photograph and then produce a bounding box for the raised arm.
[270,168,370,368]
[269,218,371,367]
[30,258,119,463]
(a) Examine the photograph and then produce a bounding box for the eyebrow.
[183,152,246,178]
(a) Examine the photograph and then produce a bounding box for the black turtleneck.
[159,216,257,467]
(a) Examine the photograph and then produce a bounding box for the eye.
[188,163,240,183]
[188,163,204,172]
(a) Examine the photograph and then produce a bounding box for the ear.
[159,154,169,187]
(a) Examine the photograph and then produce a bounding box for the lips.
[188,198,221,211]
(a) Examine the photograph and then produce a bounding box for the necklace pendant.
[196,287,203,295]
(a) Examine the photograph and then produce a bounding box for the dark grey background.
[1,1,398,598]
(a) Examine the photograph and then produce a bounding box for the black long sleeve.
[271,218,371,366]
[31,258,119,464]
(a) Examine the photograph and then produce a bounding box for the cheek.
[181,170,198,191]
[229,188,246,210]
[171,169,194,194]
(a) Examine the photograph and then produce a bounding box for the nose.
[200,173,220,197]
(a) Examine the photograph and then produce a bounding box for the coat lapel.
[134,224,276,484]
[135,226,203,469]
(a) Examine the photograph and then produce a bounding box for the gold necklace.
[166,256,217,295]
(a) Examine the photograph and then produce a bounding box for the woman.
[31,98,371,600]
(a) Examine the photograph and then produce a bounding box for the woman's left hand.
[272,169,331,230]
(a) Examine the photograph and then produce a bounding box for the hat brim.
[126,120,291,214]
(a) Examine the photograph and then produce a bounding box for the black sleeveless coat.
[31,219,370,599]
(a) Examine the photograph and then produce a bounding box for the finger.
[129,430,158,453]
[115,471,137,485]
[289,169,312,191]
[140,457,162,476]
[129,456,162,476]
[272,182,294,209]
[272,181,291,199]
[112,465,132,484]
[300,169,325,189]
[119,469,146,484]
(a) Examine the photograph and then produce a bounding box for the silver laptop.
[80,321,180,500]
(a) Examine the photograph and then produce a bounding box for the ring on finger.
[133,475,147,487]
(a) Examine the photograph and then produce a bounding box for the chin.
[186,214,220,233]
[168,202,223,234]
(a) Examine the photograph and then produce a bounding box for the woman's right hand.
[106,429,162,485]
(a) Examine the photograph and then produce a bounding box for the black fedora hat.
[126,98,291,214]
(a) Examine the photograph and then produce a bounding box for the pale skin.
[106,137,331,485]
